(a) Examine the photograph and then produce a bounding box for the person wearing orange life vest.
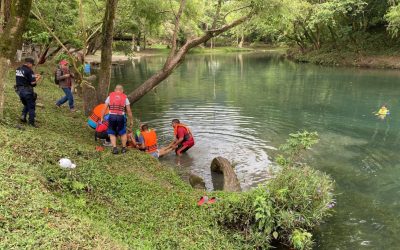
[137,124,172,158]
[168,119,195,156]
[101,85,133,154]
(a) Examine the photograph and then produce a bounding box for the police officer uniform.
[15,58,37,126]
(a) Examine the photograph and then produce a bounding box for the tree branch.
[31,8,82,80]
[165,0,186,67]
[127,9,254,104]
[222,4,252,20]
[86,23,102,43]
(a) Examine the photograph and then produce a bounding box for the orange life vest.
[109,91,127,115]
[89,103,108,123]
[141,129,158,153]
[173,123,193,142]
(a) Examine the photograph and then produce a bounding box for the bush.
[113,41,134,57]
[213,131,335,249]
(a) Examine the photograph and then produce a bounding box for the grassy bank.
[0,68,239,249]
[1,65,335,249]
[288,48,400,69]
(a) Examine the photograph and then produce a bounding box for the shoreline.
[287,49,400,70]
[84,46,257,64]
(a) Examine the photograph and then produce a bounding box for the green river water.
[110,52,400,249]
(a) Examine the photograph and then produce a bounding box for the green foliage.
[113,41,135,57]
[386,4,400,36]
[28,0,82,47]
[278,131,319,167]
[290,229,313,250]
[213,131,335,249]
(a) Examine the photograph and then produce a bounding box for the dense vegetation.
[213,132,335,249]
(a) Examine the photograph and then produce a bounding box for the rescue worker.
[137,124,173,158]
[55,60,75,111]
[95,114,112,147]
[15,58,42,127]
[137,124,159,158]
[168,119,195,155]
[101,85,134,154]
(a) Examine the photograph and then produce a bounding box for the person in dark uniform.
[15,58,41,127]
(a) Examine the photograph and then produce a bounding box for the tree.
[386,2,400,36]
[97,0,118,103]
[126,0,269,103]
[0,0,33,120]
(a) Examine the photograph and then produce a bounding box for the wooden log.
[210,157,241,192]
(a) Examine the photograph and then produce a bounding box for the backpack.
[54,67,62,85]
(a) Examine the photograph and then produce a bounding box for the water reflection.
[111,52,400,249]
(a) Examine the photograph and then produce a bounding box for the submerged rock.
[189,173,206,190]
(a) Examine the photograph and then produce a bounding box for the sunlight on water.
[111,52,400,249]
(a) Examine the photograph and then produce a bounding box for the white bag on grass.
[59,158,76,169]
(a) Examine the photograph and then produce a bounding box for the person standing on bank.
[55,60,75,111]
[15,58,42,127]
[101,85,134,154]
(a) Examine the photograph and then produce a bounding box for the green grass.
[0,67,241,249]
[189,46,254,54]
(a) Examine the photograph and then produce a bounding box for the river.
[110,52,400,249]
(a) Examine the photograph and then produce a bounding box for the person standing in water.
[102,85,134,154]
[168,119,195,155]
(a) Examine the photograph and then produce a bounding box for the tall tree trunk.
[97,0,118,103]
[143,31,146,50]
[0,0,32,120]
[131,33,135,52]
[38,43,50,64]
[238,31,244,48]
[0,0,12,32]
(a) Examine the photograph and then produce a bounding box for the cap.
[59,60,69,66]
[24,57,35,65]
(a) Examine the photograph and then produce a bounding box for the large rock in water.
[211,157,241,192]
[189,173,206,190]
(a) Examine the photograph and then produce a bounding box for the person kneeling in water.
[168,119,195,156]
[137,124,173,158]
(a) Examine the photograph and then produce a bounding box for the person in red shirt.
[168,119,195,155]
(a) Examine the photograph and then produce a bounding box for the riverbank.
[85,46,255,63]
[287,48,400,69]
[0,69,239,249]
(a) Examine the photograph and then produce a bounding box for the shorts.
[175,140,194,155]
[107,114,126,136]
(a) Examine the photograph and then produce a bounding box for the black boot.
[29,123,39,128]
[20,115,27,123]
[112,147,119,154]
